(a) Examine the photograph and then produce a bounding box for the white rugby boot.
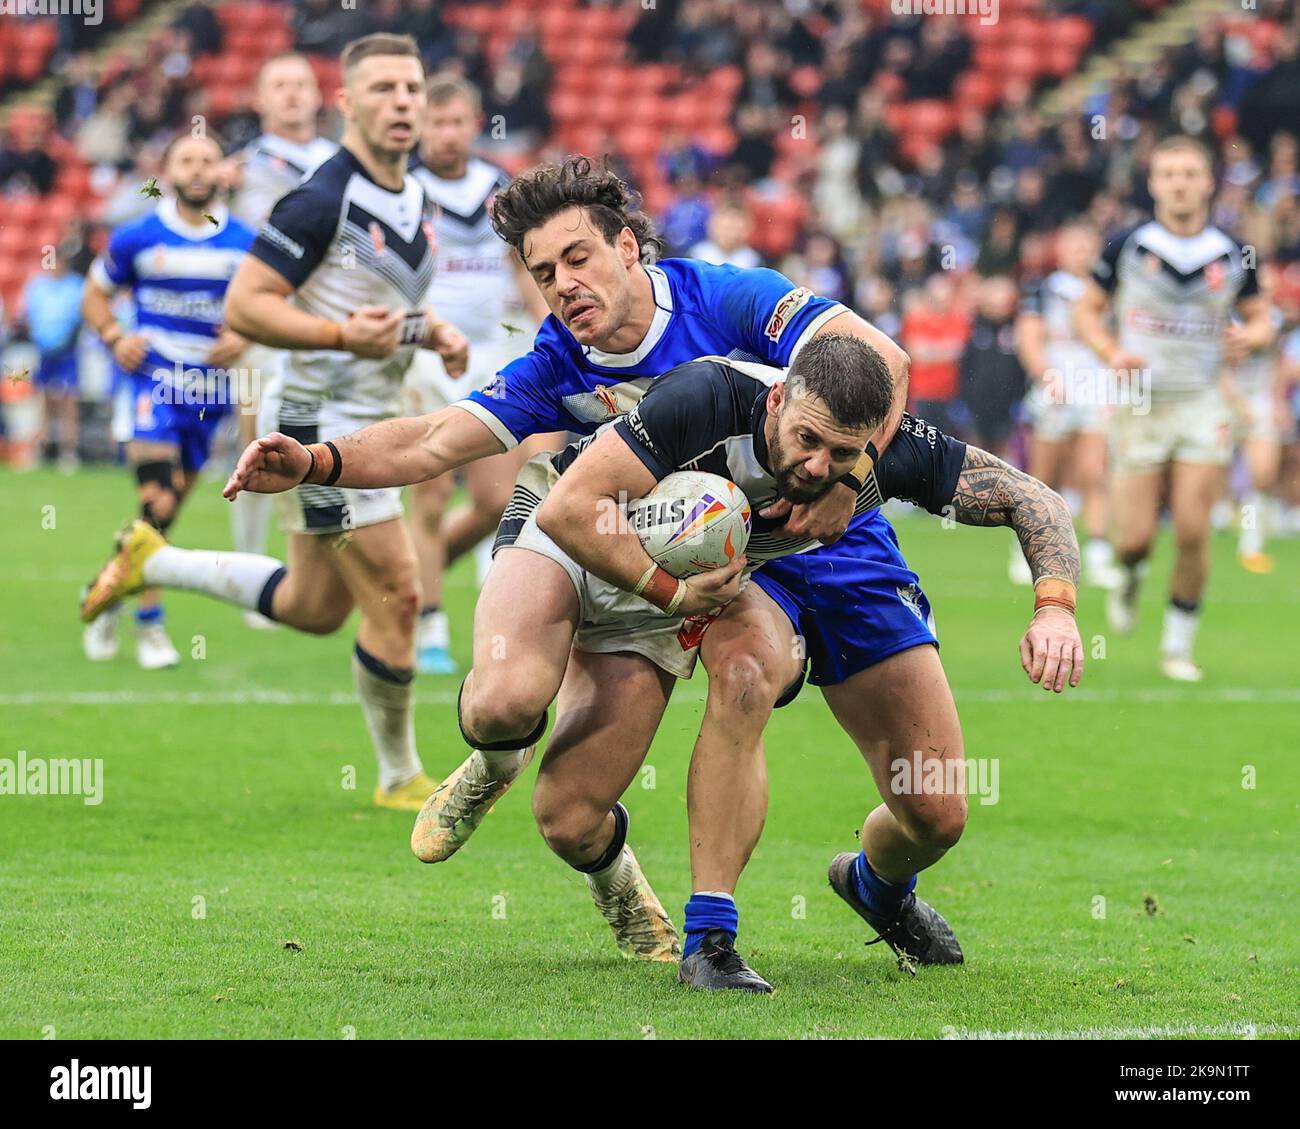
[136,621,181,670]
[82,604,122,662]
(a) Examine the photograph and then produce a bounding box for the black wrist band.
[841,473,864,494]
[322,440,343,486]
[300,447,317,485]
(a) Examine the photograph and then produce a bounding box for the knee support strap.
[456,678,549,752]
[136,461,179,533]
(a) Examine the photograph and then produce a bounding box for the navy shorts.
[753,508,938,688]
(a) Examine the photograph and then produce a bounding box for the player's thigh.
[1072,430,1108,487]
[534,649,675,837]
[820,644,967,845]
[1028,434,1067,485]
[1169,461,1225,544]
[1110,469,1163,548]
[407,473,455,523]
[699,579,805,711]
[281,531,355,626]
[329,516,421,621]
[1243,436,1281,486]
[465,544,582,722]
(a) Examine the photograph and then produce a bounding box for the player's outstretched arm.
[222,407,506,499]
[948,445,1084,692]
[536,430,746,617]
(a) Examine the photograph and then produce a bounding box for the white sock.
[586,844,638,895]
[142,545,284,611]
[352,649,422,791]
[417,607,449,650]
[230,489,273,557]
[1238,491,1266,556]
[1086,538,1115,573]
[479,744,529,775]
[1161,602,1200,659]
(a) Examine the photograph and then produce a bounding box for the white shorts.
[1238,384,1284,444]
[402,336,529,416]
[1110,386,1233,473]
[263,394,403,536]
[509,511,720,680]
[1024,381,1105,441]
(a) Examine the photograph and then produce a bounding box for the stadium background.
[1,1,1298,1040]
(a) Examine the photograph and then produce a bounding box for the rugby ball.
[627,472,752,578]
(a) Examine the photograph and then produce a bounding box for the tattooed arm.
[949,445,1081,586]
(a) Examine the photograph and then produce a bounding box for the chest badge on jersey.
[593,385,619,417]
[368,222,386,256]
[1205,261,1224,291]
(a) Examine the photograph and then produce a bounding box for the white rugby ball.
[627,471,752,578]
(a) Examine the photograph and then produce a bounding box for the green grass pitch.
[1,466,1296,1039]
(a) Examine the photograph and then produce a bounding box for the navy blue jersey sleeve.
[1091,227,1132,295]
[612,362,730,480]
[247,183,334,287]
[875,414,966,516]
[704,264,846,365]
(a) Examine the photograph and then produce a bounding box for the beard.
[769,432,834,504]
[176,183,217,209]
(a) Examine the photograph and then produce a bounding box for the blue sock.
[135,605,163,626]
[852,851,916,916]
[682,893,738,958]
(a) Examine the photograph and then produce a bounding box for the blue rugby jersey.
[91,198,255,389]
[454,258,848,446]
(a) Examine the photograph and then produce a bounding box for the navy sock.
[1170,596,1200,614]
[135,605,163,625]
[683,893,738,958]
[852,851,916,916]
[353,641,414,685]
[256,566,288,621]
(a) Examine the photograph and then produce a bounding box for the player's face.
[165,136,223,209]
[342,55,426,157]
[768,387,871,504]
[422,95,478,175]
[1149,149,1214,221]
[522,206,639,346]
[257,56,321,134]
[1059,227,1099,275]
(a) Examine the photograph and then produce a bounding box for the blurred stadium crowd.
[1,0,1299,522]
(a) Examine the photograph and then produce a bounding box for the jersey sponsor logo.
[1124,308,1222,339]
[629,496,689,533]
[764,286,814,342]
[481,374,506,399]
[896,582,926,621]
[258,222,305,260]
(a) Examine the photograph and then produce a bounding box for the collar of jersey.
[157,196,228,238]
[581,264,673,368]
[750,387,773,475]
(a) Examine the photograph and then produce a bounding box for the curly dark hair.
[490,155,664,264]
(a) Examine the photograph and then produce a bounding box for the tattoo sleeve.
[950,446,1081,586]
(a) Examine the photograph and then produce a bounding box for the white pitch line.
[2,687,1299,707]
[942,1022,1298,1041]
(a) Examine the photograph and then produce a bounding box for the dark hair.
[161,128,227,165]
[341,32,422,78]
[785,333,893,430]
[490,155,664,264]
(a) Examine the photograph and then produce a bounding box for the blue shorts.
[752,508,938,688]
[35,350,78,391]
[129,377,229,472]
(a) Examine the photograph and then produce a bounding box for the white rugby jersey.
[248,146,437,421]
[1231,306,1285,390]
[1021,270,1100,375]
[1092,220,1260,400]
[410,155,513,345]
[231,133,338,229]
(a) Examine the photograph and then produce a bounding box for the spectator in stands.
[23,239,86,471]
[727,103,777,183]
[0,122,57,196]
[959,275,1025,459]
[1000,108,1052,173]
[977,207,1021,277]
[782,230,852,305]
[1257,132,1300,210]
[855,274,901,342]
[78,81,135,171]
[901,273,969,435]
[660,172,712,257]
[293,0,361,57]
[691,199,761,269]
[55,53,100,139]
[906,19,970,101]
[482,59,551,154]
[172,2,224,56]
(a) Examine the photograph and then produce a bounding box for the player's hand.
[205,327,248,369]
[1223,323,1253,367]
[762,480,856,544]
[222,432,311,499]
[678,555,748,616]
[426,316,470,378]
[1019,607,1084,693]
[111,334,149,372]
[1106,348,1147,374]
[340,306,404,359]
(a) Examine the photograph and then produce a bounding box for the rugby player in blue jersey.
[80,132,254,669]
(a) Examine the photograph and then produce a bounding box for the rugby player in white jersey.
[81,34,469,810]
[226,53,337,626]
[404,75,558,673]
[1075,135,1275,681]
[1015,221,1120,589]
